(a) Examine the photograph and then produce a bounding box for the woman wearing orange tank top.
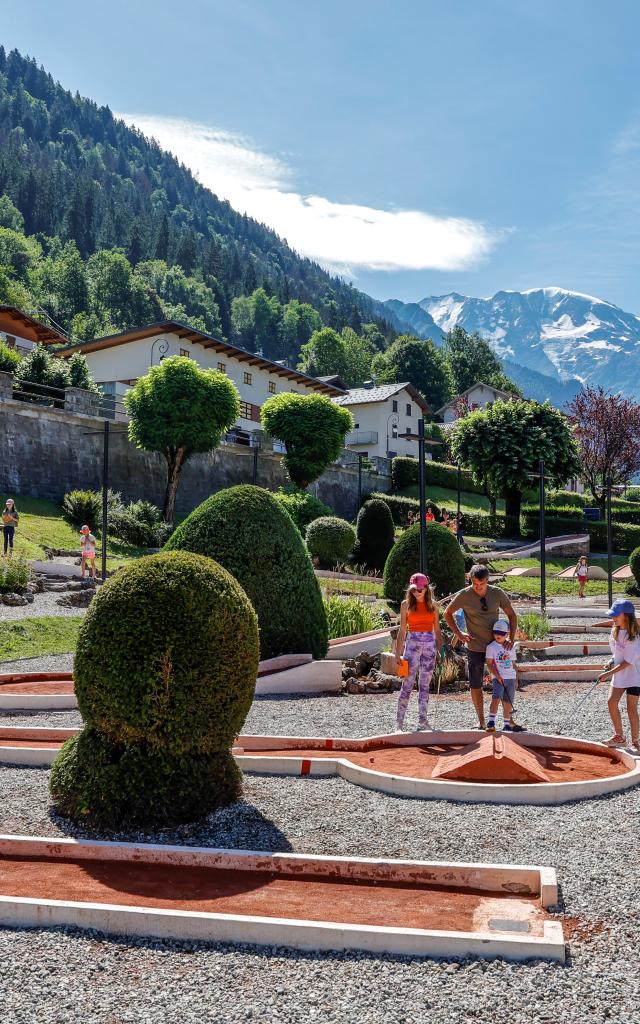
[395,572,441,731]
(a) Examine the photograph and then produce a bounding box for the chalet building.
[55,321,345,442]
[0,305,69,353]
[333,382,431,460]
[436,381,514,424]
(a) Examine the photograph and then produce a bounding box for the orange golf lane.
[0,854,548,935]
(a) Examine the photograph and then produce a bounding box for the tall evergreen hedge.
[352,499,395,570]
[383,522,465,603]
[165,484,328,660]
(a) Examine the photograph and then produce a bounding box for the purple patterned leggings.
[397,631,437,727]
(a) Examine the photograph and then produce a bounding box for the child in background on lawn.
[425,507,435,522]
[485,620,526,732]
[575,555,589,599]
[80,524,97,580]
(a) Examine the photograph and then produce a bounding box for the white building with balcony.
[333,382,431,459]
[436,381,514,424]
[55,320,345,441]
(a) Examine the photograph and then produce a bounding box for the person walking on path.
[444,564,518,729]
[80,524,98,580]
[485,620,526,733]
[2,499,19,557]
[598,599,640,751]
[574,555,589,599]
[395,572,441,732]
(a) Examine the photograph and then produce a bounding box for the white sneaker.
[416,720,433,732]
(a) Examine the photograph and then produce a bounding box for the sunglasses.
[479,596,488,610]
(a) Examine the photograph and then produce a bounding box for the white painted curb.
[0,835,564,962]
[255,660,342,695]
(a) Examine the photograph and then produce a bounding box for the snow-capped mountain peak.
[383,286,640,399]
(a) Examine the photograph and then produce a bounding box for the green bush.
[61,490,102,530]
[305,516,355,568]
[518,612,549,641]
[165,484,328,660]
[273,487,332,532]
[625,487,640,503]
[392,457,485,494]
[261,392,353,487]
[520,511,585,538]
[588,521,640,555]
[0,340,21,374]
[629,546,640,589]
[0,556,30,592]
[548,490,586,508]
[352,498,395,570]
[323,596,383,639]
[108,500,170,548]
[383,522,465,603]
[368,491,437,525]
[50,550,259,827]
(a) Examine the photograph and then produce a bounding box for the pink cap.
[80,525,90,533]
[409,573,429,590]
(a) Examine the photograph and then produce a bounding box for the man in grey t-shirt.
[444,564,518,729]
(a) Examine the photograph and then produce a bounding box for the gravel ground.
[1,667,639,1024]
[0,592,90,620]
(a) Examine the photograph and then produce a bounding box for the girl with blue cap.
[598,599,640,750]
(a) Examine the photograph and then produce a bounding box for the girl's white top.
[609,628,640,688]
[577,565,588,577]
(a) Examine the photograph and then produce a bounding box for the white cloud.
[118,112,501,274]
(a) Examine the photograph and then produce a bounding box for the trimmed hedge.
[305,516,356,568]
[520,512,585,538]
[352,498,395,570]
[630,546,640,587]
[587,521,640,555]
[548,490,587,508]
[383,522,465,603]
[273,488,332,533]
[625,487,640,503]
[392,457,485,495]
[166,484,328,660]
[50,550,258,827]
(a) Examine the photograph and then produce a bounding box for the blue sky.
[5,0,640,309]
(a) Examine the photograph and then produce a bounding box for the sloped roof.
[0,306,69,345]
[436,380,514,415]
[334,381,431,414]
[56,321,345,397]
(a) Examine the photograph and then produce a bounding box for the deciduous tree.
[372,335,453,410]
[567,386,640,509]
[125,356,240,522]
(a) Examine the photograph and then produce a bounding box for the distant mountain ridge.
[384,286,640,403]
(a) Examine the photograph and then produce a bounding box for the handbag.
[396,656,409,677]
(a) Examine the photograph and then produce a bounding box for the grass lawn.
[7,496,148,569]
[396,484,505,514]
[321,576,384,598]
[0,616,83,662]
[491,555,627,598]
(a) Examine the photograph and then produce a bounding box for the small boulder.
[2,592,28,606]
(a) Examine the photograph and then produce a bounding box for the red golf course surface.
[240,741,629,784]
[0,855,548,934]
[0,673,74,695]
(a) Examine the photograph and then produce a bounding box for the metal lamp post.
[527,460,554,614]
[398,421,443,576]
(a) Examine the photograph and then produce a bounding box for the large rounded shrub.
[165,484,328,660]
[50,550,259,827]
[383,522,465,603]
[630,546,640,589]
[305,516,355,568]
[352,499,395,570]
[273,487,332,533]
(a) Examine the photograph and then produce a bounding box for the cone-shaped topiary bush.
[305,516,355,569]
[165,484,328,660]
[50,550,259,827]
[352,499,395,570]
[383,522,465,603]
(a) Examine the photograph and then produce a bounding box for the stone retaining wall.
[0,395,390,519]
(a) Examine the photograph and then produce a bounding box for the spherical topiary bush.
[165,485,328,660]
[383,522,465,603]
[305,516,356,569]
[352,499,395,570]
[50,550,259,827]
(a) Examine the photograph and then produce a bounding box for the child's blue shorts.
[492,677,516,703]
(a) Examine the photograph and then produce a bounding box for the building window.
[392,399,398,413]
[4,334,16,349]
[217,361,226,372]
[239,401,252,419]
[268,381,276,393]
[354,423,360,429]
[243,371,252,385]
[406,403,412,416]
[180,348,190,357]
